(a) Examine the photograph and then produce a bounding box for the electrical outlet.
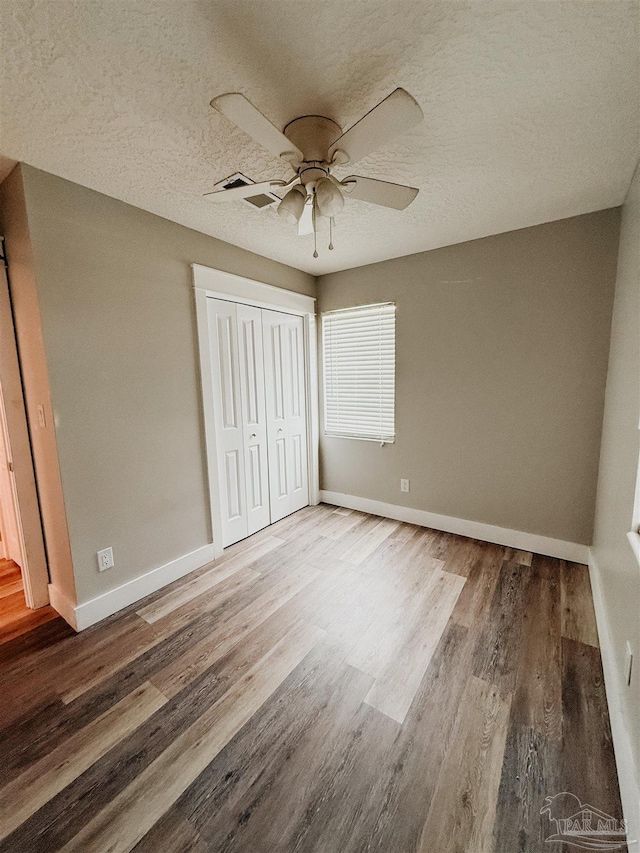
[626,641,634,687]
[400,478,410,493]
[97,547,114,572]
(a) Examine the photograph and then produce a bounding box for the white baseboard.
[47,583,79,631]
[319,491,589,563]
[49,543,218,632]
[588,551,639,849]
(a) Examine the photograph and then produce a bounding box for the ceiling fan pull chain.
[313,195,319,259]
[329,216,334,250]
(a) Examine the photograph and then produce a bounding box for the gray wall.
[317,210,620,545]
[592,163,640,808]
[19,165,315,605]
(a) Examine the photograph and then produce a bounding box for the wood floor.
[0,504,624,852]
[0,558,57,644]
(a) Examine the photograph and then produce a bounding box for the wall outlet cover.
[400,479,410,493]
[97,547,114,572]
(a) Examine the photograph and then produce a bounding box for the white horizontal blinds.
[323,302,395,442]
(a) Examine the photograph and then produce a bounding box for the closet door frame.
[193,264,319,558]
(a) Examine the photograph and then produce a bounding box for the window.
[322,302,395,442]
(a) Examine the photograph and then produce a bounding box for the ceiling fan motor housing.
[283,115,342,166]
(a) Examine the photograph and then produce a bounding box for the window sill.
[626,531,640,568]
[324,433,395,445]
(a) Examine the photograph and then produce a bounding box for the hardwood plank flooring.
[418,674,512,853]
[0,504,626,852]
[561,561,600,647]
[0,559,57,644]
[0,681,166,840]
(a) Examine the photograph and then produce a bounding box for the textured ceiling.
[1,0,638,275]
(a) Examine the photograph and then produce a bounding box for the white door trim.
[193,264,319,558]
[192,264,315,316]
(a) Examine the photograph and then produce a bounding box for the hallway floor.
[0,558,57,644]
[0,504,626,852]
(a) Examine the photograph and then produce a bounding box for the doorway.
[0,237,53,641]
[0,383,23,567]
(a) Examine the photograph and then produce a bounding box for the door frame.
[0,238,49,607]
[192,264,319,558]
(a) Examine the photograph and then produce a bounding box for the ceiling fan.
[205,88,424,257]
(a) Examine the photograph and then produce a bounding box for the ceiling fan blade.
[341,176,419,210]
[297,199,314,235]
[203,179,287,202]
[328,88,423,166]
[211,93,303,163]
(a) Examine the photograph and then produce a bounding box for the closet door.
[207,298,248,546]
[236,304,270,535]
[262,309,309,521]
[286,313,309,514]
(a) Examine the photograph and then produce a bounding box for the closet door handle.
[277,428,283,434]
[249,433,257,439]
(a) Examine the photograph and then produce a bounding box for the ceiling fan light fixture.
[315,177,344,217]
[277,184,307,224]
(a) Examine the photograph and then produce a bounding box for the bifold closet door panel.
[286,313,309,513]
[207,298,248,547]
[262,309,309,522]
[262,310,290,523]
[236,304,270,536]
